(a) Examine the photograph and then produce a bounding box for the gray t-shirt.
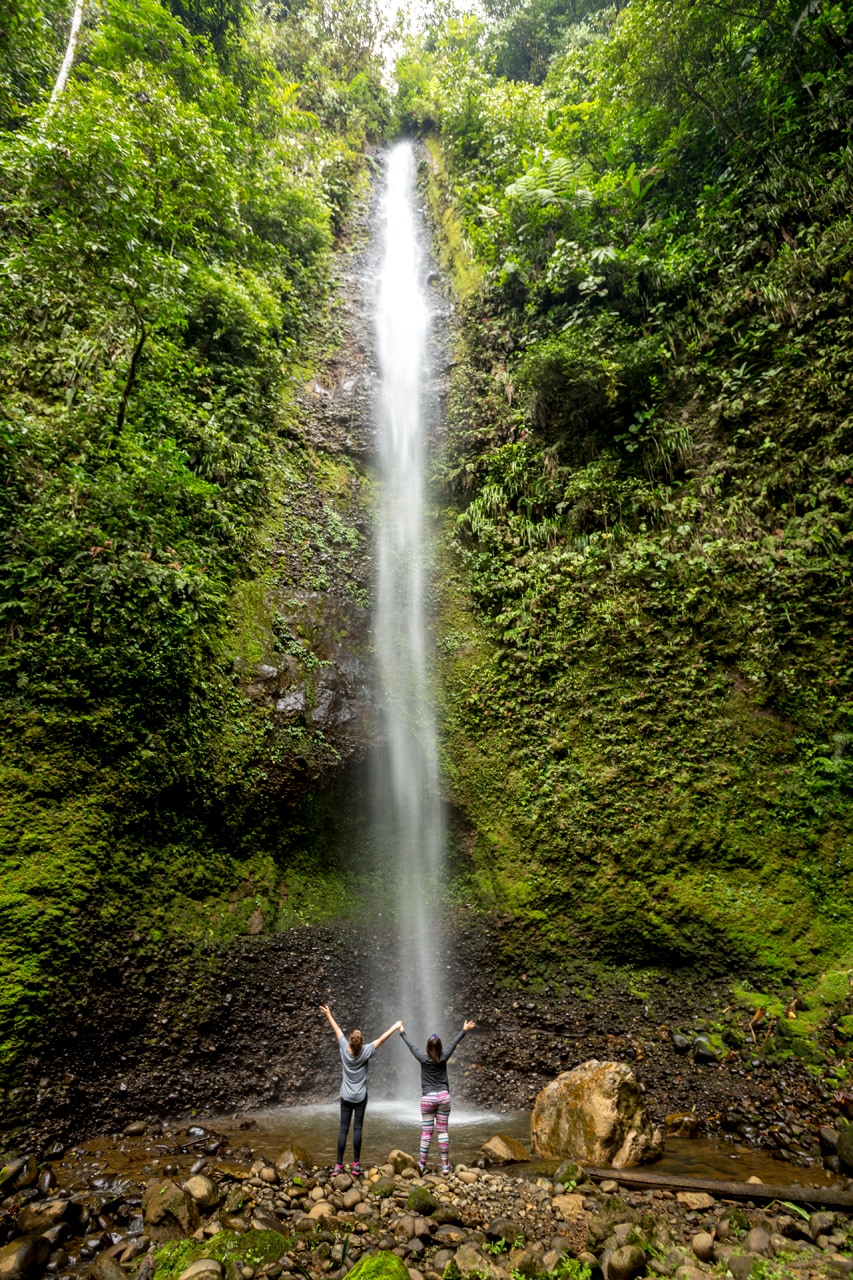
[338,1034,376,1103]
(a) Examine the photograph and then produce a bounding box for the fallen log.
[581,1165,853,1212]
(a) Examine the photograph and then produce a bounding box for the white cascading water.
[373,142,445,1065]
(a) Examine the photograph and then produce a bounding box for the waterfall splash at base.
[372,141,446,1070]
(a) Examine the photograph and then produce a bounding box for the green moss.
[152,1230,291,1280]
[347,1251,411,1280]
[423,138,483,301]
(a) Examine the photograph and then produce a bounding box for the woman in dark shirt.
[400,1018,475,1174]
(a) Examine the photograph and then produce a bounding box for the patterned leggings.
[420,1090,451,1167]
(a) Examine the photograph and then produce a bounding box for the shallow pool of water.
[210,1103,835,1188]
[57,1101,837,1195]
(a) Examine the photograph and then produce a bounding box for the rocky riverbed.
[1,1126,852,1280]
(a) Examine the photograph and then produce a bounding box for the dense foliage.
[0,0,388,1104]
[398,0,853,990]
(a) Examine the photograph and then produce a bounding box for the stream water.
[53,1109,836,1193]
[371,141,446,1068]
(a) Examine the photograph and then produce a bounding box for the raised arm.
[400,1028,430,1064]
[320,1004,343,1040]
[373,1018,403,1049]
[444,1020,475,1061]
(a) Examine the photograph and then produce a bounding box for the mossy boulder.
[346,1250,410,1280]
[368,1176,396,1199]
[407,1185,439,1215]
[153,1231,292,1280]
[554,1161,582,1186]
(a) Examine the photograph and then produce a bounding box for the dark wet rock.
[692,1038,720,1065]
[0,1235,51,1280]
[671,1034,691,1054]
[819,1126,839,1154]
[837,1124,853,1173]
[92,1254,128,1280]
[0,1158,35,1195]
[141,1179,200,1242]
[15,1200,70,1235]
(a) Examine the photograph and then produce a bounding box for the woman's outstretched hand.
[463,1019,476,1031]
[397,1020,404,1033]
[320,1004,332,1017]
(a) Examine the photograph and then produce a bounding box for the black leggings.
[337,1095,368,1163]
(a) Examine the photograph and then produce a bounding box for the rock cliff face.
[227,201,382,780]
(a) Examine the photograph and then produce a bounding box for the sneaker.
[441,1164,451,1176]
[333,1163,344,1175]
[417,1163,426,1176]
[351,1160,362,1177]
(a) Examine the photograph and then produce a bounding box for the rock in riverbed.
[531,1060,664,1167]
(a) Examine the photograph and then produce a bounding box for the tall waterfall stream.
[372,142,446,1057]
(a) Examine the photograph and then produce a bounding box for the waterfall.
[373,142,445,1066]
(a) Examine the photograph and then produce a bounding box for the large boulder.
[531,1060,663,1168]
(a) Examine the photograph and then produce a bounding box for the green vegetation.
[0,0,388,1109]
[396,0,853,988]
[152,1229,292,1280]
[4,0,853,1125]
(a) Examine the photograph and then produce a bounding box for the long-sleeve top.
[401,1028,466,1094]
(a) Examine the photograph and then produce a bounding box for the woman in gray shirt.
[320,1004,401,1175]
